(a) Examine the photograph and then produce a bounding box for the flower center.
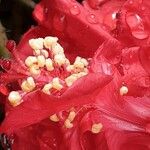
[8,36,89,107]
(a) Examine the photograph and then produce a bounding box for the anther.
[54,54,66,66]
[8,91,22,107]
[64,119,73,129]
[91,123,103,134]
[45,58,54,71]
[29,38,44,50]
[42,83,52,95]
[120,86,128,96]
[29,65,41,75]
[49,114,59,122]
[25,56,37,67]
[51,43,64,55]
[52,77,63,91]
[44,36,58,49]
[68,111,76,122]
[37,55,46,67]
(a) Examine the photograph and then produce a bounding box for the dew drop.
[126,13,149,39]
[86,14,98,24]
[53,14,66,32]
[70,5,80,15]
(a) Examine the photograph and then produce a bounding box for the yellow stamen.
[54,54,66,66]
[45,58,54,71]
[37,55,46,68]
[51,43,64,55]
[44,36,58,49]
[91,123,103,134]
[65,74,78,87]
[49,114,59,122]
[29,65,41,75]
[25,56,37,67]
[52,77,63,91]
[42,83,52,95]
[120,86,128,96]
[68,111,76,122]
[8,91,22,107]
[64,119,73,129]
[29,38,44,50]
[21,77,36,92]
[41,50,49,58]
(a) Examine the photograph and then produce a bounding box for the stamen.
[91,123,103,134]
[44,36,58,49]
[45,58,54,71]
[29,65,41,75]
[52,78,63,91]
[37,55,46,68]
[66,65,74,72]
[33,49,41,56]
[21,77,35,92]
[25,56,37,67]
[51,43,64,55]
[49,114,59,122]
[64,119,73,129]
[74,57,85,69]
[8,91,22,107]
[65,74,78,87]
[42,83,52,95]
[29,38,44,50]
[120,85,128,96]
[41,50,49,58]
[54,54,66,66]
[68,111,76,122]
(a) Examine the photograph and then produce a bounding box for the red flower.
[0,0,150,149]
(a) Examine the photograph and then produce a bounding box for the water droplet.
[86,14,98,24]
[126,13,149,39]
[101,63,113,75]
[70,5,80,15]
[53,14,66,32]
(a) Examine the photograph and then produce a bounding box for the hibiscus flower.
[0,0,150,150]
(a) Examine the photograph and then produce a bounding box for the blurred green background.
[0,0,39,58]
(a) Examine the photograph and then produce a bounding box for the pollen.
[65,74,78,87]
[91,123,103,134]
[45,58,54,71]
[54,54,66,66]
[21,77,36,92]
[51,43,64,55]
[8,91,22,107]
[29,38,44,50]
[64,119,73,129]
[29,64,41,75]
[52,77,63,91]
[68,111,76,122]
[44,36,58,49]
[33,49,41,56]
[37,55,46,67]
[49,114,59,122]
[42,83,52,95]
[25,56,37,67]
[120,85,128,96]
[74,57,85,69]
[41,50,49,58]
